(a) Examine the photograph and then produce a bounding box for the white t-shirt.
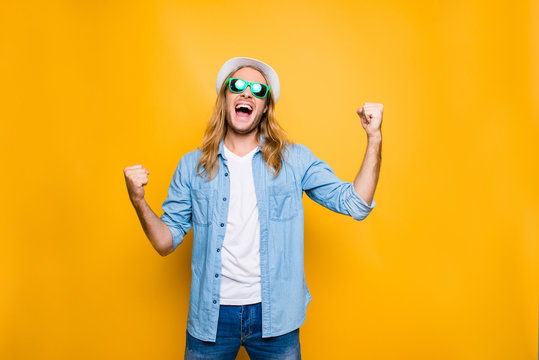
[219,145,262,305]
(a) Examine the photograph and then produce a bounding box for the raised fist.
[357,102,383,137]
[123,164,150,204]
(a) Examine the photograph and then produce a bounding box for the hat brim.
[216,57,280,103]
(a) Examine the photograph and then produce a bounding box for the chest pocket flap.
[269,185,299,222]
[191,186,214,226]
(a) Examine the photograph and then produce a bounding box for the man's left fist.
[357,102,383,137]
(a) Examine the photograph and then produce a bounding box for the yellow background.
[1,0,538,359]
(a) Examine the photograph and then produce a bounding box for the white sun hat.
[216,57,280,102]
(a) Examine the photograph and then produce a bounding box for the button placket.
[220,162,230,231]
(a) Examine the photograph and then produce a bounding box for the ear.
[263,104,268,114]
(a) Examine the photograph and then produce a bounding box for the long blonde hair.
[197,66,289,180]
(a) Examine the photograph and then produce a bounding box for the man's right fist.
[124,164,150,204]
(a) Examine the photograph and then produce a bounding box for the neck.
[223,128,260,157]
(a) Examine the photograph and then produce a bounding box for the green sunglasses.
[226,78,271,99]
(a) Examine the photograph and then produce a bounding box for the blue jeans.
[185,302,301,359]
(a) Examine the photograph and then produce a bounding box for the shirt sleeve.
[299,144,375,221]
[160,154,193,250]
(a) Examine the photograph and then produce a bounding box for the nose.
[240,85,254,98]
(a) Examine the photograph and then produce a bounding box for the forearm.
[353,132,382,206]
[132,198,174,256]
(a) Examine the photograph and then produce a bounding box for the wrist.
[367,132,382,143]
[131,196,147,209]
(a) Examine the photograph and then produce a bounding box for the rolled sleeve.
[298,144,375,221]
[160,213,186,250]
[160,154,193,251]
[347,184,376,221]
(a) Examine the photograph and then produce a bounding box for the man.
[123,57,383,359]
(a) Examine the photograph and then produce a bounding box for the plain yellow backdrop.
[1,0,538,359]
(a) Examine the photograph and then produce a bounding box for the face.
[224,67,269,136]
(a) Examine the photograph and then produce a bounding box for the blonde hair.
[197,66,290,180]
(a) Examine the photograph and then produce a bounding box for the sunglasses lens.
[251,83,262,96]
[251,84,269,98]
[229,78,246,93]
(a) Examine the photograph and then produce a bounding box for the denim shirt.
[160,136,376,342]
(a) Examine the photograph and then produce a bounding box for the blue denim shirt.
[160,136,376,342]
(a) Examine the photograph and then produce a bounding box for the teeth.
[235,104,252,110]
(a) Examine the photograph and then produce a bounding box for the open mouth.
[235,104,253,118]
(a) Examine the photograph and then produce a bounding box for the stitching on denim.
[250,304,255,338]
[240,305,245,344]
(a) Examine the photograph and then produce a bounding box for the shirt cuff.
[160,213,185,250]
[347,184,376,220]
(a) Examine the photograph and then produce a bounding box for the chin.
[229,124,258,135]
[227,114,262,135]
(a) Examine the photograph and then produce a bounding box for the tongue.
[235,109,251,119]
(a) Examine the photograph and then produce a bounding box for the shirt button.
[220,223,224,227]
[216,248,220,253]
[213,300,217,304]
[215,274,219,278]
[222,197,227,201]
[224,173,229,177]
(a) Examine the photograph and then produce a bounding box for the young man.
[123,57,383,359]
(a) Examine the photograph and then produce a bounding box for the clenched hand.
[357,102,383,138]
[123,164,150,204]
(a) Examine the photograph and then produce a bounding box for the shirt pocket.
[269,185,299,222]
[191,187,213,226]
